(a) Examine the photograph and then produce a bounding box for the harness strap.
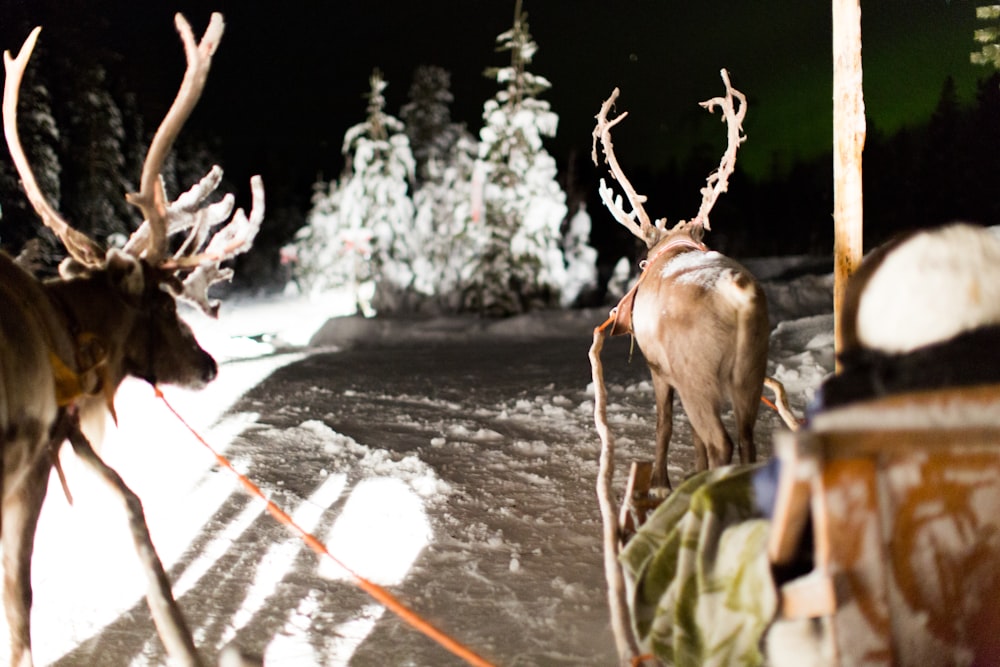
[605,237,708,337]
[50,332,111,409]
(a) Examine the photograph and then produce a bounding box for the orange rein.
[153,387,498,667]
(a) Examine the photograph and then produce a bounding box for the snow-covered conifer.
[412,133,483,312]
[339,69,417,312]
[289,71,417,314]
[290,177,376,315]
[402,66,465,187]
[400,65,485,312]
[473,0,567,315]
[284,71,415,312]
[62,64,131,242]
[560,204,599,307]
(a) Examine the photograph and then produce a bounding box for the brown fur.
[629,226,769,487]
[0,251,216,666]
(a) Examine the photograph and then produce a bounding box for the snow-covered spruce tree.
[972,5,1000,69]
[411,133,483,313]
[401,65,484,312]
[560,203,598,307]
[341,69,418,312]
[402,65,465,187]
[288,176,378,315]
[472,0,567,315]
[61,63,132,243]
[296,69,421,314]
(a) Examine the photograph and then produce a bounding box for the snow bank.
[308,307,610,348]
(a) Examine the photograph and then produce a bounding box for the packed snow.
[0,255,835,666]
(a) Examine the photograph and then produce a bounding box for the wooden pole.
[589,326,642,665]
[832,0,866,367]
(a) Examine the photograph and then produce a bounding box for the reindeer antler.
[3,27,104,266]
[6,14,262,319]
[592,70,748,245]
[175,173,264,317]
[591,87,663,249]
[122,12,263,317]
[689,68,747,231]
[122,165,232,257]
[125,13,224,265]
[126,165,264,317]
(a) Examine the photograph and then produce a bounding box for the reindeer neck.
[43,279,128,403]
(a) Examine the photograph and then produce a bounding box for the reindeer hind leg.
[680,391,734,470]
[729,281,768,465]
[731,383,761,464]
[650,375,674,490]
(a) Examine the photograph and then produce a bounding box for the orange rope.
[597,310,617,334]
[760,394,780,414]
[153,387,498,667]
[760,393,805,428]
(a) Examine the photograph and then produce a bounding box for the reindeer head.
[46,249,217,392]
[3,14,262,396]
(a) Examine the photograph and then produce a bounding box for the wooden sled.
[767,383,1000,666]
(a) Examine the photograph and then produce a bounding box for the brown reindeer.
[0,14,262,666]
[591,70,769,489]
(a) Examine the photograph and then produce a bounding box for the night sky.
[0,1,988,228]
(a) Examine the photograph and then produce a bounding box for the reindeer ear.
[160,273,184,297]
[105,248,145,297]
[58,257,91,280]
[690,223,705,243]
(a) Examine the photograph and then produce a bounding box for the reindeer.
[0,14,262,666]
[591,70,769,489]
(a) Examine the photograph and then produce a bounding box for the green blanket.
[619,464,776,667]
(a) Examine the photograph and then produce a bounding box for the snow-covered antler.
[688,68,747,232]
[592,69,747,243]
[122,166,233,256]
[591,87,663,249]
[177,174,265,317]
[123,165,265,317]
[117,12,263,317]
[124,12,223,266]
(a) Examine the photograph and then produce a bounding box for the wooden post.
[832,0,866,367]
[589,327,642,665]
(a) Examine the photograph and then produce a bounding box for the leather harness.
[605,237,707,336]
